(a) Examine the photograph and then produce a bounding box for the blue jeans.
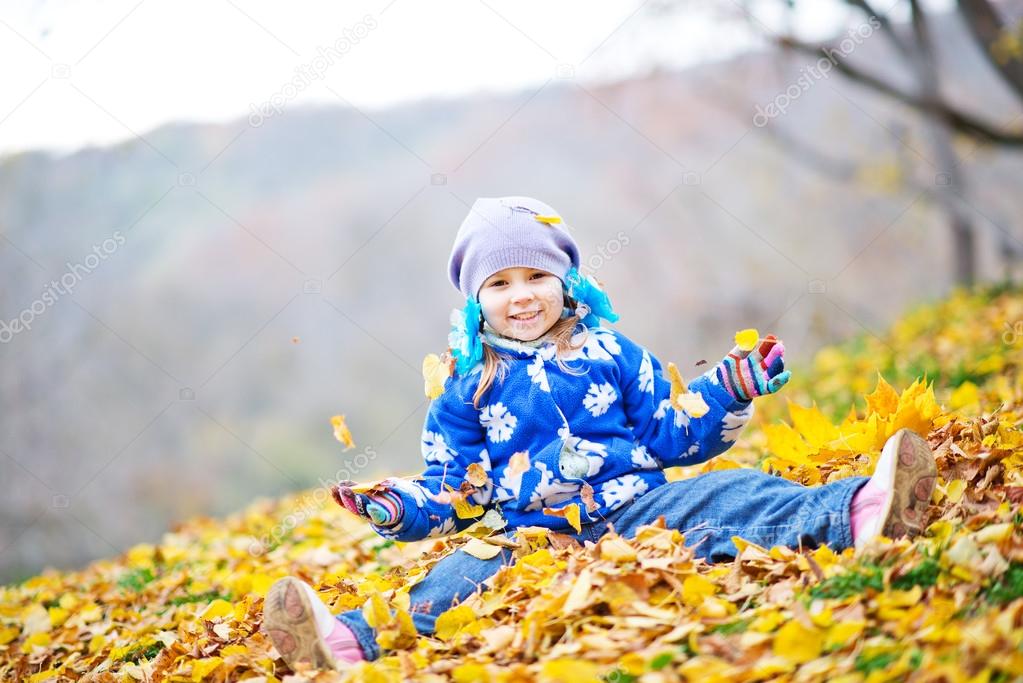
[335,469,869,660]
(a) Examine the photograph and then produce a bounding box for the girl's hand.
[331,479,404,527]
[714,334,791,402]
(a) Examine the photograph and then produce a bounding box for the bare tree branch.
[846,0,913,59]
[958,0,1023,103]
[776,36,1023,145]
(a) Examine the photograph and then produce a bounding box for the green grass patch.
[984,563,1023,606]
[855,650,898,674]
[117,567,156,593]
[808,565,883,600]
[891,557,941,590]
[169,590,233,606]
[707,618,751,636]
[120,640,165,663]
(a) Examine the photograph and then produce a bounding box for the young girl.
[261,196,937,672]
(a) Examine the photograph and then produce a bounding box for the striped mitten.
[332,482,405,527]
[714,334,791,402]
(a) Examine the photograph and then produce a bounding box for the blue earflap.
[448,296,483,374]
[564,266,619,328]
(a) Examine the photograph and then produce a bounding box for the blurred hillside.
[1,10,1022,582]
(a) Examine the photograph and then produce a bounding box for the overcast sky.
[0,0,919,158]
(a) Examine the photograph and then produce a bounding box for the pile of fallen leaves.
[3,285,1023,682]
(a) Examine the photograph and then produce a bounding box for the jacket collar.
[481,319,586,357]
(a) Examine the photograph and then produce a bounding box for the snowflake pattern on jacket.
[369,322,755,542]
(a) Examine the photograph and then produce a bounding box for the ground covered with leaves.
[3,286,1023,682]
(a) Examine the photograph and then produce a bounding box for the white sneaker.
[853,428,937,552]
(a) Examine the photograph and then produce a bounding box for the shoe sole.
[261,577,338,672]
[879,429,937,541]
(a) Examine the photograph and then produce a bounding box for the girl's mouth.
[509,310,540,323]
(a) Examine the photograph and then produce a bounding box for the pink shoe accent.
[324,619,366,664]
[850,479,888,543]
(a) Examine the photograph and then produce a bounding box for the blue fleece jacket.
[370,322,755,542]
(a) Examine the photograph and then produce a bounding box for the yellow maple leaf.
[200,599,233,620]
[888,378,940,437]
[773,620,823,664]
[763,422,812,465]
[865,373,900,416]
[825,620,865,650]
[435,605,476,640]
[191,657,223,682]
[362,592,391,629]
[541,658,601,682]
[330,415,355,450]
[681,574,717,606]
[788,401,839,450]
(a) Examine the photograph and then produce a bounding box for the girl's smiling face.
[478,267,564,341]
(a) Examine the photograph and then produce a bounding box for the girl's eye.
[490,280,506,287]
[530,273,545,280]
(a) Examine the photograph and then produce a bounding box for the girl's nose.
[510,285,536,303]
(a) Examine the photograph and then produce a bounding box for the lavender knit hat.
[448,196,581,299]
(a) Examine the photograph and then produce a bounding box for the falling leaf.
[667,362,709,417]
[533,214,562,225]
[667,362,687,405]
[330,414,355,450]
[422,353,449,399]
[290,336,300,344]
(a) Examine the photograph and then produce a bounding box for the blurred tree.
[711,0,1023,286]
